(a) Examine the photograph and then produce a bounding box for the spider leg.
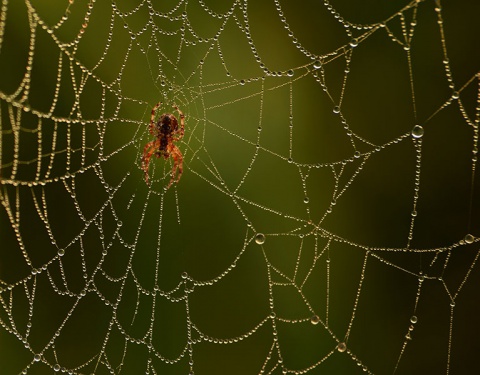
[166,145,183,189]
[142,140,159,185]
[172,104,185,142]
[149,102,162,136]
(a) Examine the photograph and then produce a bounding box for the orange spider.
[141,102,185,188]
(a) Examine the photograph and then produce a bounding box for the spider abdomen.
[157,115,178,136]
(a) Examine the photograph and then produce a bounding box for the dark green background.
[1,0,480,374]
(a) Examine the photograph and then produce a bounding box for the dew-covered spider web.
[1,0,480,374]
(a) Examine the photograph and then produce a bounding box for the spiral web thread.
[0,0,479,374]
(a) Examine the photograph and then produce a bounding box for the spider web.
[1,0,480,374]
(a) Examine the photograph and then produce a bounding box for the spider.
[141,102,185,188]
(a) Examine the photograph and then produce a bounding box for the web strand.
[1,1,480,374]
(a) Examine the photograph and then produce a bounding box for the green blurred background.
[1,0,480,374]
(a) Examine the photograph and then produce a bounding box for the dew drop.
[54,364,61,372]
[287,69,294,77]
[464,234,474,244]
[240,79,245,85]
[58,249,65,257]
[255,233,265,245]
[337,342,347,352]
[310,315,320,325]
[313,60,322,69]
[411,125,424,138]
[33,354,41,362]
[333,106,340,114]
[452,91,459,99]
[410,315,418,324]
[349,38,358,47]
[303,197,309,204]
[354,151,361,158]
